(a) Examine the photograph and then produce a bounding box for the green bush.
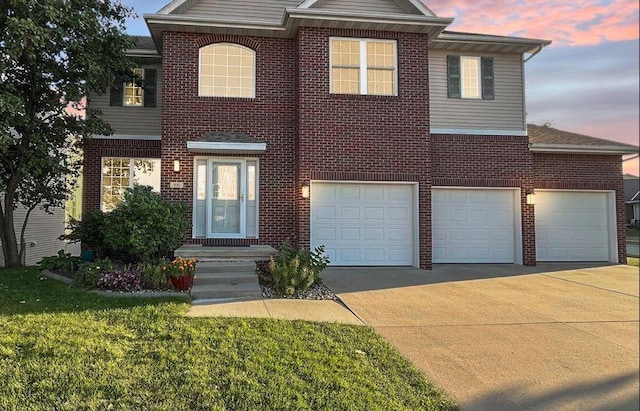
[104,186,188,262]
[74,258,114,288]
[267,241,329,297]
[37,250,82,275]
[138,260,170,290]
[64,210,110,258]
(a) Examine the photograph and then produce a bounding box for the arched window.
[199,43,256,98]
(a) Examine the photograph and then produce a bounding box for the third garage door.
[432,188,519,263]
[535,190,614,262]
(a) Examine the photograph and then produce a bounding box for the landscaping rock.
[261,284,337,300]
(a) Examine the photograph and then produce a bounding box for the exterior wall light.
[173,160,180,172]
[526,191,536,205]
[302,184,310,199]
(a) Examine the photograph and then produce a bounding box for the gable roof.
[623,176,640,202]
[528,124,639,155]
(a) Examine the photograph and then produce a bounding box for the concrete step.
[190,283,262,300]
[195,271,257,286]
[176,245,277,261]
[196,261,256,274]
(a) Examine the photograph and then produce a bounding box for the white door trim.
[432,186,523,265]
[534,189,618,263]
[310,180,420,268]
[207,159,246,239]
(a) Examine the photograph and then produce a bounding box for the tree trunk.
[0,206,21,268]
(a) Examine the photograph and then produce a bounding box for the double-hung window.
[330,38,397,96]
[447,55,495,100]
[110,68,158,107]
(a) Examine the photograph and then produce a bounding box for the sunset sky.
[122,0,640,175]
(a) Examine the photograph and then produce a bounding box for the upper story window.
[110,68,158,108]
[330,38,397,96]
[124,68,144,106]
[199,43,256,98]
[447,55,494,100]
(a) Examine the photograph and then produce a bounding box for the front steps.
[190,261,262,301]
[175,245,277,262]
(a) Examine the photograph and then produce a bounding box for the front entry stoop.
[190,261,262,301]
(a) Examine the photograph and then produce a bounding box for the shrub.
[267,241,330,297]
[37,250,82,275]
[75,258,114,288]
[104,186,188,262]
[63,211,110,258]
[96,268,142,292]
[138,260,170,290]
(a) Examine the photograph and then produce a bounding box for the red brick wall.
[161,32,297,247]
[431,134,536,265]
[534,153,627,262]
[296,28,432,268]
[83,138,161,216]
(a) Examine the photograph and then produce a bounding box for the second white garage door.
[432,188,520,263]
[311,182,415,266]
[535,190,615,262]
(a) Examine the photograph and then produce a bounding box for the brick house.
[83,0,637,269]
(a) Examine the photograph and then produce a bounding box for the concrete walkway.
[187,298,364,325]
[323,264,640,411]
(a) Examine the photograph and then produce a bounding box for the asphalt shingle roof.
[197,132,261,144]
[128,36,157,51]
[528,124,637,148]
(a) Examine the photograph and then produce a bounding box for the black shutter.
[109,72,123,106]
[481,57,495,100]
[447,55,461,98]
[143,69,157,108]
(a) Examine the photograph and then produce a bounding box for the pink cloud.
[427,0,639,46]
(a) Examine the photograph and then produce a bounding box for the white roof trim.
[126,49,160,57]
[157,0,189,14]
[630,192,640,202]
[187,141,266,153]
[94,134,161,141]
[430,128,528,137]
[286,8,449,24]
[145,15,287,30]
[298,0,437,17]
[529,143,639,155]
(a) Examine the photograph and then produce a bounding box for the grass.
[627,228,639,241]
[0,268,457,411]
[628,257,639,267]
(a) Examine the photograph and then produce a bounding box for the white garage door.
[433,188,518,263]
[311,183,415,266]
[535,191,613,262]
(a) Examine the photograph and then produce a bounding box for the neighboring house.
[623,174,640,225]
[83,0,638,268]
[0,197,77,267]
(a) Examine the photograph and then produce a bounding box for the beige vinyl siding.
[0,202,78,267]
[429,50,526,132]
[88,64,162,136]
[318,0,411,14]
[181,0,301,22]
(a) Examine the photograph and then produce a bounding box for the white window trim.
[100,157,160,212]
[123,68,144,107]
[198,43,256,99]
[460,56,481,100]
[329,37,398,96]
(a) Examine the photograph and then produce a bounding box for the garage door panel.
[312,183,414,266]
[535,191,612,262]
[433,188,517,263]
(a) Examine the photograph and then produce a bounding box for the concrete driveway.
[323,264,639,411]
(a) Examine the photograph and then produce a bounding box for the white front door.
[208,160,245,238]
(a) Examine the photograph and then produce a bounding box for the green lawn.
[0,268,457,411]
